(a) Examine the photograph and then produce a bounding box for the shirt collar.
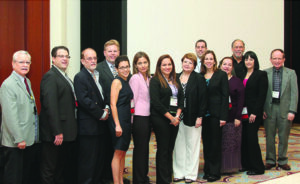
[106,60,115,68]
[273,66,283,72]
[13,71,25,82]
[53,65,66,76]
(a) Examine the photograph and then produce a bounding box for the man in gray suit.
[264,49,298,171]
[0,50,39,184]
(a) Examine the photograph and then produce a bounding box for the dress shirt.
[194,57,201,73]
[129,73,150,116]
[106,60,117,77]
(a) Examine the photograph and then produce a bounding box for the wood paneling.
[0,0,50,111]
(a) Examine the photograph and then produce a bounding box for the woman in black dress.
[241,51,268,175]
[110,55,133,184]
[149,54,184,184]
[201,50,229,182]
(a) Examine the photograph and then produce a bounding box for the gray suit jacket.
[96,60,115,102]
[0,72,38,147]
[264,67,298,118]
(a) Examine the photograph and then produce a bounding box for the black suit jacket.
[74,67,109,135]
[177,71,207,126]
[243,70,268,117]
[39,66,77,142]
[96,60,115,102]
[149,76,184,117]
[205,70,229,121]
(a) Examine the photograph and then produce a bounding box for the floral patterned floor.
[124,124,300,183]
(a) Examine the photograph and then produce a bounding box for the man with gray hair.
[231,39,246,79]
[0,50,39,184]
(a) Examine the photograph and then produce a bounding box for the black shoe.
[173,178,184,182]
[203,174,210,180]
[123,178,130,184]
[207,175,220,182]
[246,170,264,175]
[239,168,248,172]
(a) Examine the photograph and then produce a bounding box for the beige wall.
[128,0,284,73]
[50,0,81,80]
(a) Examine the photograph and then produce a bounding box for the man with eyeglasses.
[0,50,39,184]
[39,46,77,184]
[263,49,298,171]
[74,48,110,183]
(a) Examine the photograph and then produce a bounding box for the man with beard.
[231,39,246,79]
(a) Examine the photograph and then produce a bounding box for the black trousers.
[0,147,4,184]
[241,118,265,173]
[78,135,106,184]
[152,115,178,184]
[40,141,76,184]
[3,143,40,184]
[132,116,151,184]
[202,116,222,177]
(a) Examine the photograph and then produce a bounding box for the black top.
[204,70,229,121]
[178,71,207,126]
[242,70,268,117]
[149,76,184,117]
[232,56,245,79]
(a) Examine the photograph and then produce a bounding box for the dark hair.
[243,51,260,71]
[195,39,207,48]
[115,55,130,68]
[200,50,218,74]
[270,48,285,59]
[154,54,178,88]
[51,46,69,57]
[132,51,150,77]
[218,56,233,69]
[181,53,197,68]
[231,39,245,48]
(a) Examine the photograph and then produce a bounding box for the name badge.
[242,107,248,115]
[131,99,135,108]
[272,91,280,98]
[170,96,178,107]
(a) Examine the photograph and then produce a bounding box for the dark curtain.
[81,0,127,63]
[285,0,300,123]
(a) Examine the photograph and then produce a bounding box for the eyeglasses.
[85,57,98,61]
[16,61,31,65]
[56,55,71,59]
[118,66,130,70]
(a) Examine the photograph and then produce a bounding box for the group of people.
[0,38,298,184]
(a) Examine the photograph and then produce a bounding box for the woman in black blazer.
[241,51,268,175]
[172,53,206,183]
[201,50,229,182]
[149,54,184,184]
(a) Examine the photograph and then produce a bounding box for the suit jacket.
[264,67,298,118]
[205,70,229,121]
[243,70,268,117]
[177,71,207,126]
[74,67,109,135]
[0,72,38,147]
[96,60,115,102]
[39,66,77,142]
[149,76,184,117]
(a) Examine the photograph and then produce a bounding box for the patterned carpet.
[124,124,300,183]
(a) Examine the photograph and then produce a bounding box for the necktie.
[24,78,31,96]
[273,70,280,92]
[111,65,118,78]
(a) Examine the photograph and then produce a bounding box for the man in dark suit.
[95,40,120,183]
[231,39,245,79]
[39,46,77,184]
[74,48,110,184]
[0,50,39,184]
[264,49,298,171]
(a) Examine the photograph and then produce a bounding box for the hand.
[100,109,109,120]
[115,125,122,137]
[195,118,202,128]
[220,120,226,127]
[287,113,295,121]
[54,133,63,146]
[263,112,267,120]
[234,119,241,127]
[17,141,26,149]
[249,114,256,123]
[170,116,180,126]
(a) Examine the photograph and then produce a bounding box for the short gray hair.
[12,50,31,62]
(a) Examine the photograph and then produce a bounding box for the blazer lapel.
[267,69,273,93]
[102,61,114,80]
[12,72,31,98]
[83,68,104,102]
[281,67,288,96]
[51,66,73,92]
